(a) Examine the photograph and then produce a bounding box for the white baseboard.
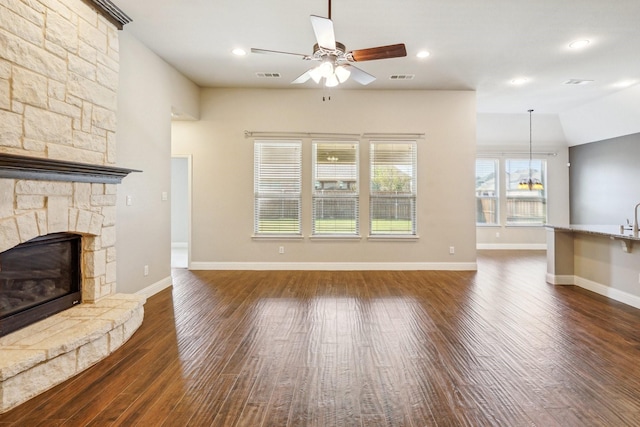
[574,276,640,310]
[546,274,640,310]
[545,273,574,285]
[135,276,173,298]
[477,243,547,250]
[189,261,478,271]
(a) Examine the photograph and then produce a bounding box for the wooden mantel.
[0,153,140,184]
[80,0,132,30]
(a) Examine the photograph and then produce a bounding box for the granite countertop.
[546,224,640,241]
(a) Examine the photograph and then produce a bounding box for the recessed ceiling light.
[568,39,590,49]
[416,50,430,59]
[510,77,529,85]
[613,80,637,88]
[232,48,247,56]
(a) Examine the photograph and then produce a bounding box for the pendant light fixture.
[518,109,544,191]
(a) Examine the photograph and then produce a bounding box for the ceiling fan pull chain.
[323,86,331,101]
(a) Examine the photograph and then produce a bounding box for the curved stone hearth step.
[0,293,146,413]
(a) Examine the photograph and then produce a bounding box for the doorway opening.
[171,156,191,268]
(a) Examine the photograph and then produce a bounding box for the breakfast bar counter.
[545,225,640,309]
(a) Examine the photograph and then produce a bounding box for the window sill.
[309,235,362,241]
[251,234,304,240]
[505,224,546,228]
[367,235,419,241]
[476,224,501,227]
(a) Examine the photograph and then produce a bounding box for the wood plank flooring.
[2,251,640,426]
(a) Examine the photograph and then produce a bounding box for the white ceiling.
[111,0,640,114]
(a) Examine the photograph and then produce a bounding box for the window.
[505,159,547,225]
[312,142,359,235]
[475,159,499,225]
[254,141,302,235]
[369,141,417,235]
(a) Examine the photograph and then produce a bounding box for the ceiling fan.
[250,0,407,87]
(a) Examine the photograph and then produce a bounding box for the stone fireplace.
[0,0,140,414]
[0,155,143,413]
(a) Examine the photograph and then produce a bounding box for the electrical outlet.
[279,246,285,254]
[449,246,455,255]
[161,191,168,201]
[496,231,500,238]
[144,265,149,276]
[126,195,132,206]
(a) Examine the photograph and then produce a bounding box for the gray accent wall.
[569,133,640,224]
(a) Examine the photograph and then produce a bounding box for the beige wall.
[116,30,199,294]
[547,228,640,308]
[172,88,477,269]
[574,234,640,299]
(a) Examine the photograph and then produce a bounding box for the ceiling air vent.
[256,72,281,78]
[563,79,593,85]
[389,74,415,80]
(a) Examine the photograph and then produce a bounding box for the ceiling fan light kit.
[325,73,339,87]
[251,0,406,88]
[335,65,351,82]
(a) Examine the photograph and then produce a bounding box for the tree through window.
[369,141,417,235]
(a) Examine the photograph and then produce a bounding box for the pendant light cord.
[528,109,533,182]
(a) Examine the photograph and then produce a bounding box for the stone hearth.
[0,294,144,412]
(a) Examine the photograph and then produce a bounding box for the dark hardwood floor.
[2,251,640,426]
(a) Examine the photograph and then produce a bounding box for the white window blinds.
[312,142,359,235]
[254,141,302,235]
[369,141,417,235]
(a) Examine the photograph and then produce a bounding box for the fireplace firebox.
[0,233,81,337]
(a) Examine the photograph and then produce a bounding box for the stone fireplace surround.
[0,156,143,413]
[0,0,139,414]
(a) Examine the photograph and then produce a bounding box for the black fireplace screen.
[0,233,81,336]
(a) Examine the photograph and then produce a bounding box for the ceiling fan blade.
[292,70,312,84]
[350,44,407,62]
[346,65,376,85]
[310,15,336,50]
[251,48,310,59]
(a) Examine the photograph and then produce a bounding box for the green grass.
[370,219,413,233]
[314,219,357,233]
